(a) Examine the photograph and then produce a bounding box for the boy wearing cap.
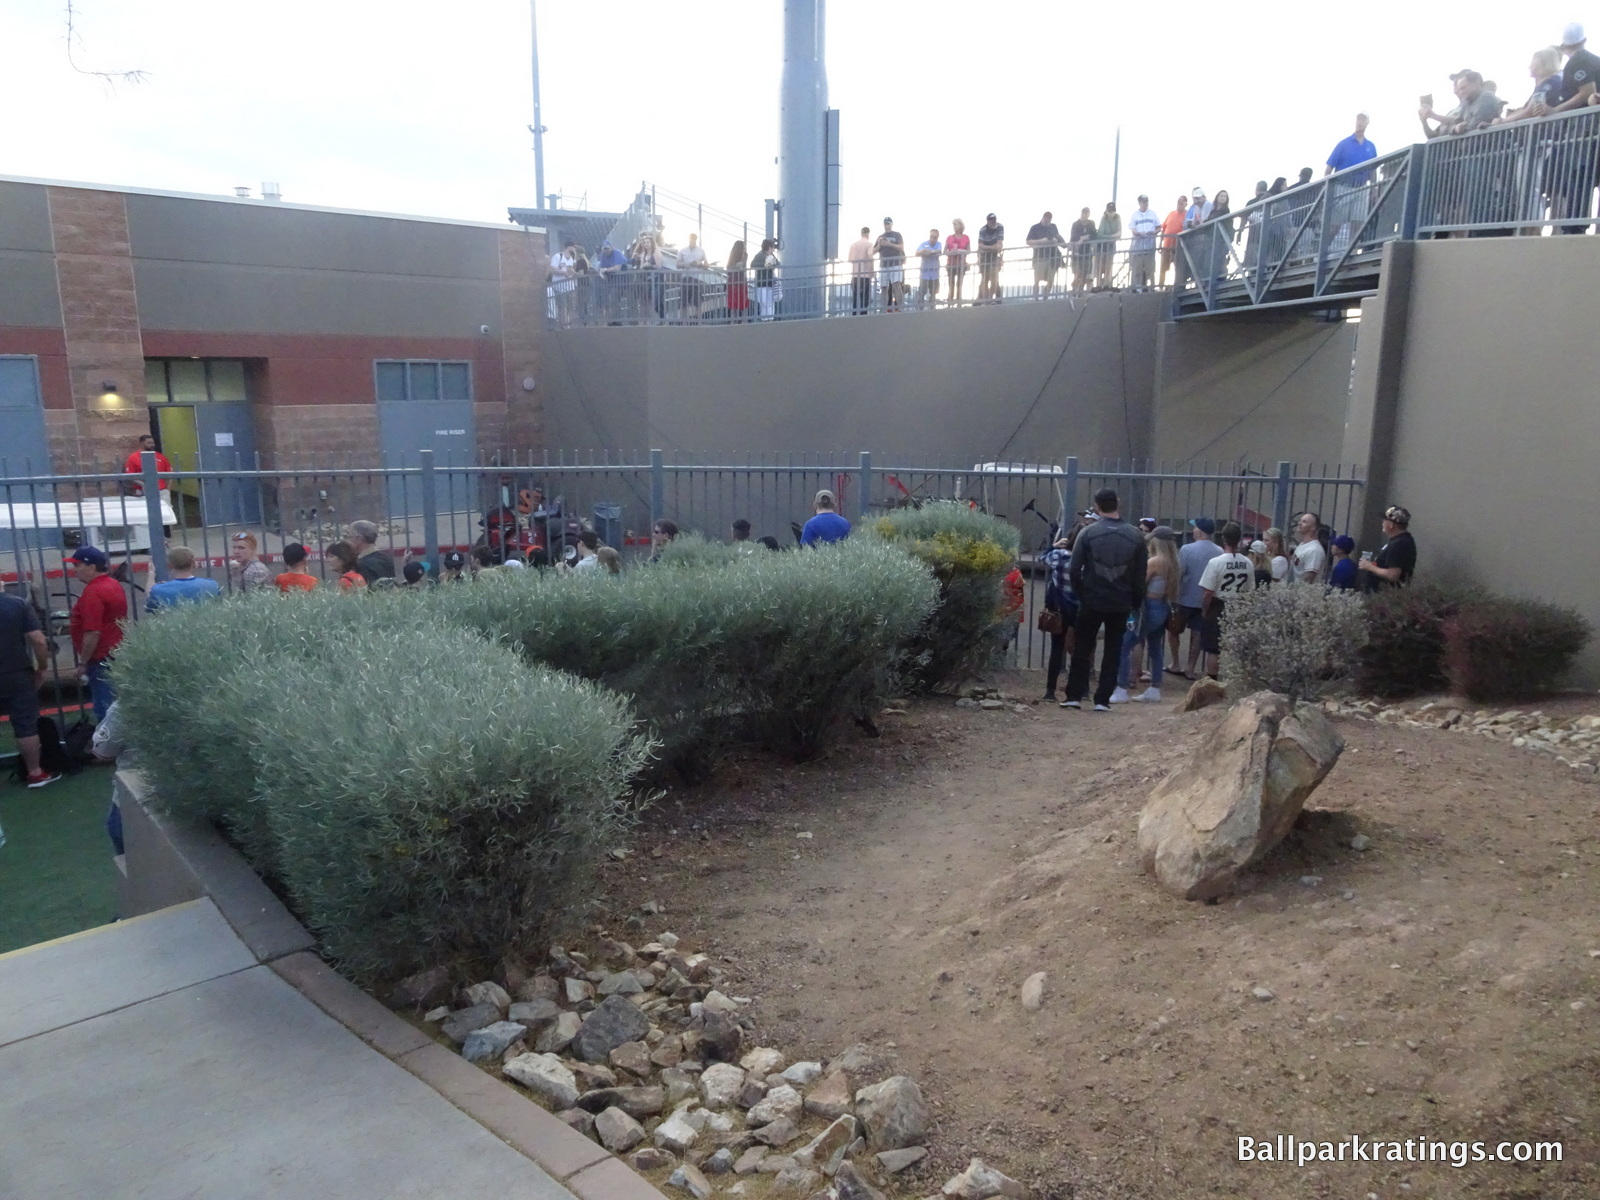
[801,490,851,546]
[440,549,469,582]
[68,547,127,722]
[1328,536,1358,590]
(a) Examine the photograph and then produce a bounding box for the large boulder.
[1137,691,1343,900]
[854,1076,931,1151]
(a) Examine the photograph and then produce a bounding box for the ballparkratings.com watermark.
[1239,1135,1563,1168]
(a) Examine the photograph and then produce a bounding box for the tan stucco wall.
[1383,235,1600,682]
[1151,313,1360,469]
[541,291,1164,465]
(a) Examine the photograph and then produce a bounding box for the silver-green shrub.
[1219,584,1370,702]
[114,591,654,980]
[423,536,938,768]
[256,623,652,979]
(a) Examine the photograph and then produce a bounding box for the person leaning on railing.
[976,213,1004,302]
[1419,70,1503,138]
[945,218,971,303]
[1493,46,1566,125]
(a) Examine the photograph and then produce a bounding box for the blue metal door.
[375,361,476,519]
[192,401,263,525]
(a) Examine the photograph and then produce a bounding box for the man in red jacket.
[68,547,127,721]
[122,434,171,495]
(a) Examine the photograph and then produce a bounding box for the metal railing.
[1173,146,1417,317]
[548,241,1162,327]
[0,450,1363,712]
[1416,104,1600,235]
[1175,107,1600,317]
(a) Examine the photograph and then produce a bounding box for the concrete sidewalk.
[0,900,579,1199]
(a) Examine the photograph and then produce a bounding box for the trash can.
[593,503,623,550]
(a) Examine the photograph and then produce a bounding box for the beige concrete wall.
[1383,235,1600,682]
[541,290,1163,464]
[1151,313,1359,469]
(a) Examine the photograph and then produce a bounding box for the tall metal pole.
[780,0,828,314]
[1111,126,1121,208]
[530,0,546,206]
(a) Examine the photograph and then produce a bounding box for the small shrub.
[1220,584,1369,702]
[1354,583,1465,699]
[873,502,1020,691]
[1443,598,1592,703]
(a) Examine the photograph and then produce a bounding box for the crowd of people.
[1037,493,1416,710]
[548,22,1600,326]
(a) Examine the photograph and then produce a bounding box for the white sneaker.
[1109,687,1131,704]
[1133,688,1162,703]
[1093,703,1112,712]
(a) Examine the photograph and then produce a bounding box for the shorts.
[0,669,41,738]
[978,251,1002,272]
[1177,604,1205,632]
[1033,261,1060,281]
[1203,602,1226,655]
[879,267,904,286]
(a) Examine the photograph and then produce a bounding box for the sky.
[4,1,1590,254]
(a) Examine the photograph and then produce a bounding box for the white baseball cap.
[1562,21,1585,46]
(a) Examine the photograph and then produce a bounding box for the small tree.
[1220,585,1369,703]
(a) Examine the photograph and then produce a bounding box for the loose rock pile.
[1325,698,1600,777]
[954,686,1032,714]
[391,936,1016,1198]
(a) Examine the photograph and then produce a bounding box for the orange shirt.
[1160,209,1187,250]
[338,570,367,591]
[275,571,318,593]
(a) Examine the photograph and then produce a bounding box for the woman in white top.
[1113,528,1180,704]
[1263,527,1290,584]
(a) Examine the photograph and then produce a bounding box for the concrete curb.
[117,769,669,1200]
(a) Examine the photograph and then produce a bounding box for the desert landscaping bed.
[581,676,1599,1200]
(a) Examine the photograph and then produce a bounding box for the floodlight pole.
[531,0,546,206]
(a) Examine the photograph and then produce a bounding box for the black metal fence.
[0,451,1364,710]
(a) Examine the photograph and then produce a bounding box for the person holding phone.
[1360,506,1416,590]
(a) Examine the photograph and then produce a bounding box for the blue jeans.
[85,659,115,723]
[1119,598,1169,688]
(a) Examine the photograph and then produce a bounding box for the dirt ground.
[598,674,1599,1200]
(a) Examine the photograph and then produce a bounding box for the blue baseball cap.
[1190,517,1216,535]
[69,546,109,568]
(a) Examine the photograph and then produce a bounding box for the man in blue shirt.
[800,490,851,546]
[1325,113,1377,178]
[145,546,222,612]
[1325,113,1378,257]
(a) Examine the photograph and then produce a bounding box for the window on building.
[145,359,251,403]
[374,359,473,403]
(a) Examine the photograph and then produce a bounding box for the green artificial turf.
[0,763,120,955]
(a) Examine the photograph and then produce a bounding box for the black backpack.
[14,716,93,781]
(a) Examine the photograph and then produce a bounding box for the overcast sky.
[5,1,1589,255]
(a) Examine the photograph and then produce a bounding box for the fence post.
[857,451,871,524]
[1273,461,1294,534]
[140,451,169,583]
[1399,142,1426,239]
[1062,456,1079,528]
[419,449,440,578]
[649,448,664,539]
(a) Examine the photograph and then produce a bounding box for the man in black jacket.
[1062,488,1147,711]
